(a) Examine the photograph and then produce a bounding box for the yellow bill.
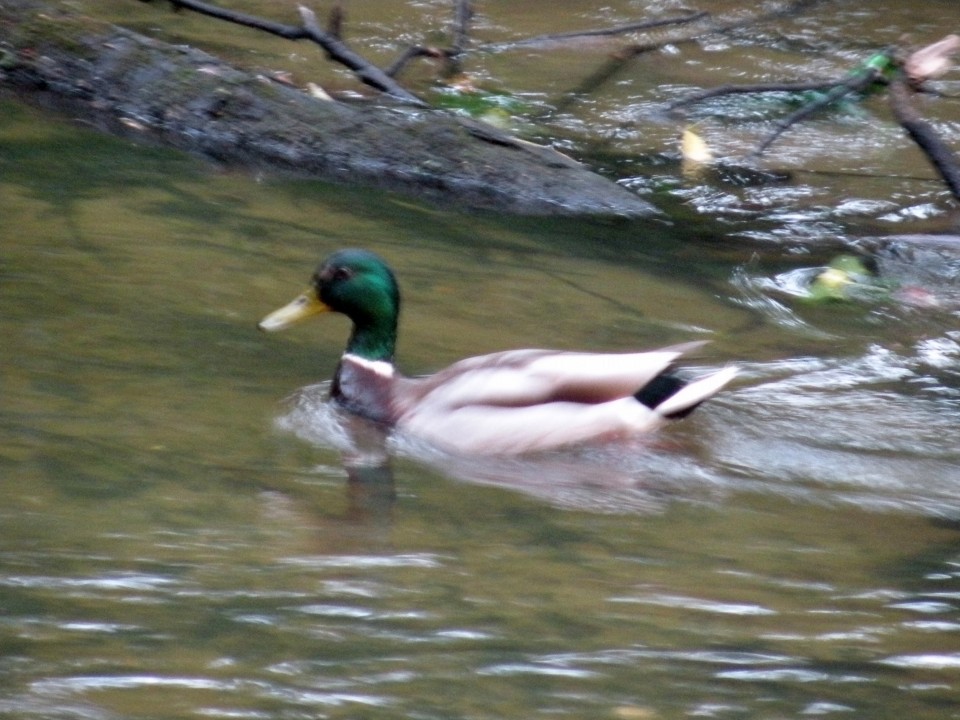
[257,289,330,332]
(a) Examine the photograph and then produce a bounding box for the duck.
[258,248,736,455]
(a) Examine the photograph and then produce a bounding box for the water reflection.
[275,381,710,515]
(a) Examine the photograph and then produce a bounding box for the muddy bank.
[0,0,656,217]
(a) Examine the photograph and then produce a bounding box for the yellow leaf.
[681,128,713,163]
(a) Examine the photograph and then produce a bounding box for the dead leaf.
[680,127,713,163]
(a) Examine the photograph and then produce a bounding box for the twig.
[446,0,473,76]
[157,0,427,106]
[384,1,473,78]
[480,11,708,52]
[327,2,343,40]
[665,80,849,111]
[556,0,826,111]
[751,53,892,157]
[888,73,960,201]
[385,45,446,77]
[297,5,427,105]
[450,0,474,57]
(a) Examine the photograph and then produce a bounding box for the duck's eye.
[332,266,353,282]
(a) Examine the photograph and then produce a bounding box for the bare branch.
[297,5,427,106]
[450,0,474,57]
[157,0,427,106]
[751,54,891,156]
[480,11,708,52]
[385,45,446,78]
[165,0,305,39]
[327,2,343,40]
[665,80,848,112]
[889,73,960,202]
[556,0,827,107]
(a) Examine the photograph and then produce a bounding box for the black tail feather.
[634,371,699,419]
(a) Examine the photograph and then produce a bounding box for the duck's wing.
[396,342,708,412]
[402,398,660,455]
[399,365,737,455]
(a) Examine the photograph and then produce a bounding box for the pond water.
[4,1,960,719]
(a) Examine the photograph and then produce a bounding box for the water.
[4,1,960,718]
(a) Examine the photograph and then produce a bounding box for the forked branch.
[153,0,428,106]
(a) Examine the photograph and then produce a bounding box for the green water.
[3,95,960,720]
[5,0,960,716]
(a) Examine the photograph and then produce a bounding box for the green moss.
[10,10,106,61]
[0,48,17,69]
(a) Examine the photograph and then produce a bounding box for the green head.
[258,249,401,361]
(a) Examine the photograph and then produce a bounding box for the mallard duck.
[258,249,736,455]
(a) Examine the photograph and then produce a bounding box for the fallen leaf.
[680,127,712,163]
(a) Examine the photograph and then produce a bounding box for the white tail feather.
[655,366,738,417]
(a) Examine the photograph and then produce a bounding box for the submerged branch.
[750,54,891,156]
[383,1,472,78]
[557,0,827,110]
[450,0,474,57]
[385,45,446,78]
[665,80,848,111]
[480,11,708,52]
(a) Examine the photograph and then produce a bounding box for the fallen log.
[0,0,657,217]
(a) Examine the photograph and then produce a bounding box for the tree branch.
[665,80,848,111]
[156,0,427,106]
[384,45,447,78]
[165,0,306,39]
[450,0,474,57]
[296,5,427,106]
[556,0,826,107]
[751,53,891,156]
[889,73,960,202]
[480,11,708,53]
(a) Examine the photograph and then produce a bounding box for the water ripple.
[0,572,178,592]
[878,653,960,670]
[716,668,864,683]
[29,674,394,710]
[608,593,777,616]
[279,553,444,570]
[478,663,600,679]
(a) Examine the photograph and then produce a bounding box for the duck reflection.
[337,413,396,524]
[275,382,699,518]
